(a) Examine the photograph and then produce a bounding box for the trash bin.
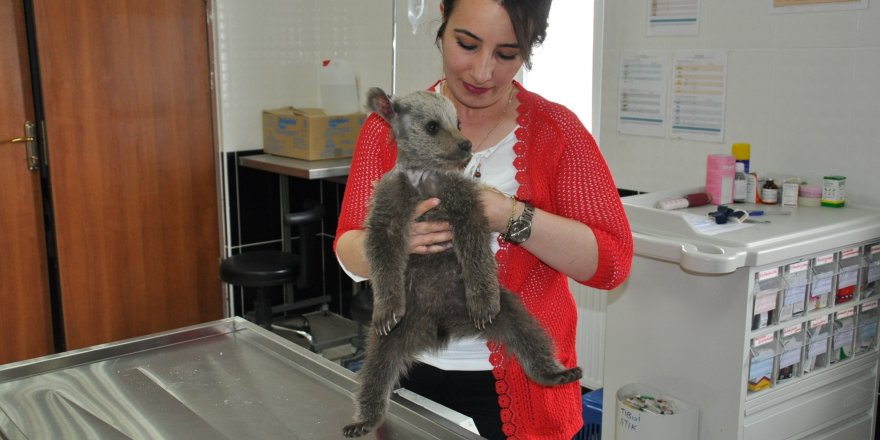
[615,383,698,440]
[575,388,603,440]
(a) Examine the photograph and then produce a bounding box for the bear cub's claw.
[372,311,400,335]
[467,290,501,330]
[342,420,375,438]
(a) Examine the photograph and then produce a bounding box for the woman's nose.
[470,51,494,84]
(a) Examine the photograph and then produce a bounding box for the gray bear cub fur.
[343,88,582,438]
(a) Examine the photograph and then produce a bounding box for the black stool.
[220,203,324,329]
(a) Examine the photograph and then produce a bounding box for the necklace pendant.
[473,163,482,179]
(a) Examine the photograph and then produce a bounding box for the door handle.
[4,122,39,172]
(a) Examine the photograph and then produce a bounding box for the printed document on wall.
[618,52,667,138]
[647,0,700,36]
[772,0,867,13]
[669,50,727,143]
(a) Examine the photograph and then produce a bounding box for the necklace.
[470,87,516,179]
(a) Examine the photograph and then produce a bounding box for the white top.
[339,128,520,371]
[418,128,519,370]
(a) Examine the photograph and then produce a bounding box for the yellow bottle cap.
[731,143,750,160]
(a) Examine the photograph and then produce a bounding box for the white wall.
[213,0,393,152]
[597,0,880,207]
[211,0,595,153]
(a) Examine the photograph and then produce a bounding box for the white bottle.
[733,162,748,203]
[745,173,758,204]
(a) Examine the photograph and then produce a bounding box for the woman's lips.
[463,82,490,94]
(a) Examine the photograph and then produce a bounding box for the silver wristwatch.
[506,202,534,244]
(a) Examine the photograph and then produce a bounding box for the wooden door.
[0,0,54,364]
[31,0,223,349]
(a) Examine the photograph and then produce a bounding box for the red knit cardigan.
[334,81,633,439]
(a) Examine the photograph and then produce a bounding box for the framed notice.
[773,0,868,13]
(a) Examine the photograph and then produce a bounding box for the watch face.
[507,219,531,243]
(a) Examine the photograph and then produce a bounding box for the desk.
[238,153,351,252]
[239,153,351,180]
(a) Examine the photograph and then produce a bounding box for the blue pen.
[749,210,792,216]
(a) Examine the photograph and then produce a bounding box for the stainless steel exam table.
[0,317,480,439]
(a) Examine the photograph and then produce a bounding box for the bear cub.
[343,88,582,438]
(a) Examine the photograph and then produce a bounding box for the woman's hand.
[479,187,518,234]
[408,198,454,254]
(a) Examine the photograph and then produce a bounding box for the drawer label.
[788,261,809,274]
[758,267,780,281]
[815,254,835,266]
[837,307,855,319]
[841,247,860,260]
[753,333,775,347]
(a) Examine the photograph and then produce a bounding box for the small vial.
[762,178,779,205]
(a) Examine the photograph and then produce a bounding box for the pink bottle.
[705,154,735,205]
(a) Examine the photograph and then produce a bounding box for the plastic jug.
[319,59,359,115]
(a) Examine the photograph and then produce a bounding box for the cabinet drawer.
[808,414,872,440]
[744,361,876,440]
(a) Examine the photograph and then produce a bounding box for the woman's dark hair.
[435,0,552,69]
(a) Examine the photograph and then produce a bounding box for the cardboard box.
[262,107,366,161]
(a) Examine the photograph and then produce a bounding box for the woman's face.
[440,0,524,110]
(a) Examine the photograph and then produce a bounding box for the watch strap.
[504,202,534,244]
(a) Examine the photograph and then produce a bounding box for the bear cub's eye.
[425,120,440,135]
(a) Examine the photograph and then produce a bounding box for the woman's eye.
[426,121,439,134]
[456,40,477,51]
[497,52,518,61]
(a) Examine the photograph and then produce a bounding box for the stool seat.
[220,203,323,329]
[220,250,299,287]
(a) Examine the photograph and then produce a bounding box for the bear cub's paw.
[372,295,406,335]
[342,420,376,438]
[466,287,501,330]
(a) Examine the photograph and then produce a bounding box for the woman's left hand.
[479,187,518,234]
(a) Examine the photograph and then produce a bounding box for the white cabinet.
[602,188,880,440]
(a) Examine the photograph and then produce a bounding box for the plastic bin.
[615,383,698,440]
[575,388,603,440]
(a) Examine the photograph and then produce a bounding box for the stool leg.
[253,286,272,328]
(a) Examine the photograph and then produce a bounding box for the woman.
[334,0,633,438]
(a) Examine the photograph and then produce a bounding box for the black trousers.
[399,362,505,440]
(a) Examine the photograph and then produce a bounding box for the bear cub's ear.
[367,88,396,122]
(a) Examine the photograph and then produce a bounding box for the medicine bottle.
[733,162,748,203]
[731,142,751,173]
[761,178,779,205]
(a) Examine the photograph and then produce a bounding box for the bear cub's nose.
[458,140,472,152]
